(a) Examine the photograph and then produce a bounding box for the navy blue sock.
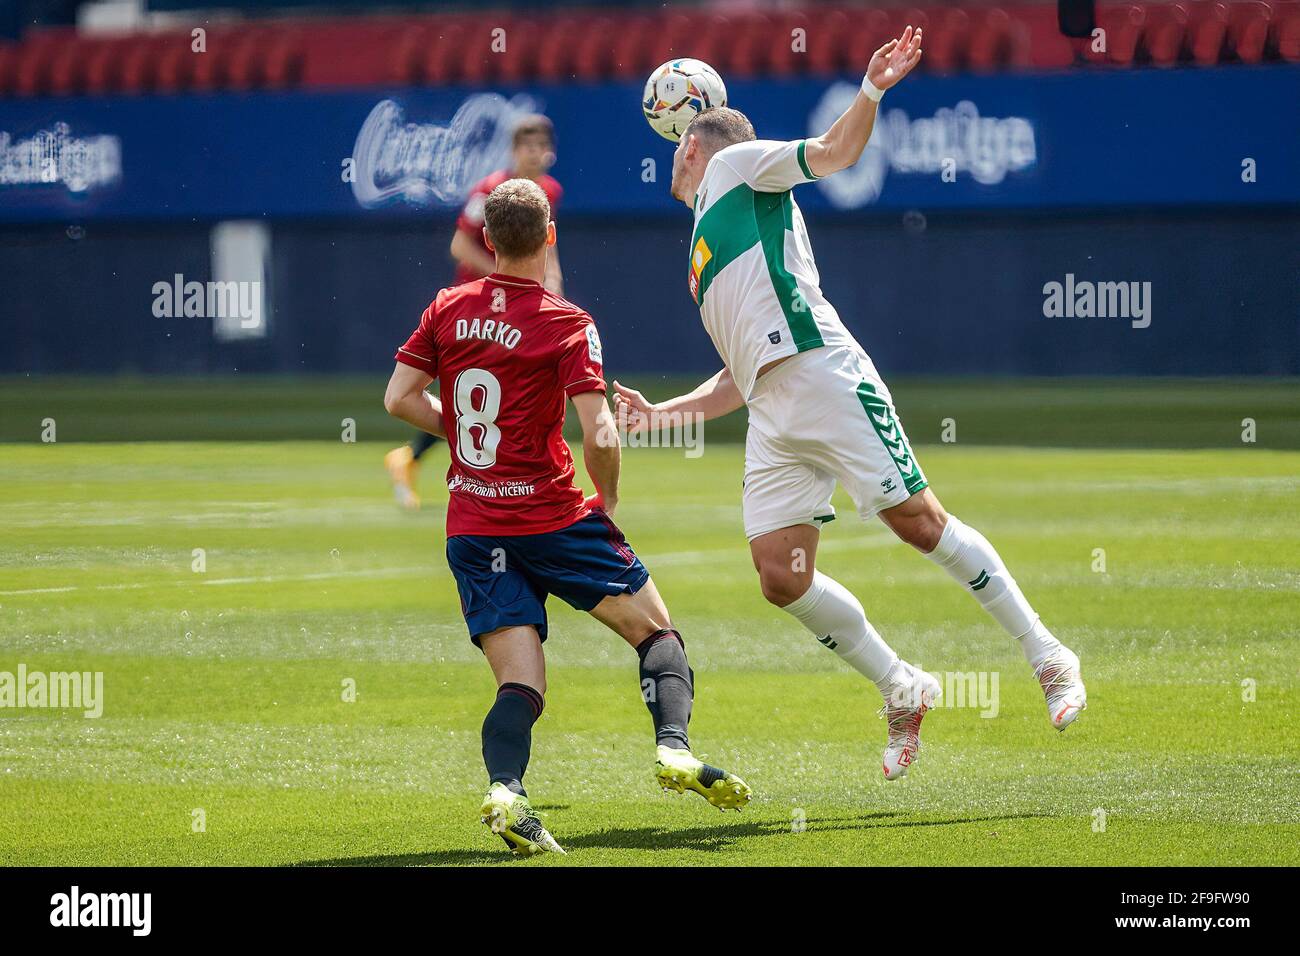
[482,682,544,796]
[409,430,439,460]
[637,629,693,751]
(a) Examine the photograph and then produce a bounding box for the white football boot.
[880,664,942,781]
[1034,645,1087,731]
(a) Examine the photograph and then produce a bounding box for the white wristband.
[861,75,885,102]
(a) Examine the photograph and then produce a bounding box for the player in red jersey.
[384,115,564,510]
[383,178,751,856]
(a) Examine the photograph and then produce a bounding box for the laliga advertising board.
[0,67,1295,222]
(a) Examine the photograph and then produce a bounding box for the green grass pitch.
[1,423,1297,865]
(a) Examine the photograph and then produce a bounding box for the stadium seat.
[118,35,165,94]
[12,32,62,96]
[765,12,808,77]
[728,13,775,79]
[968,7,1014,72]
[0,44,16,96]
[46,35,89,96]
[1276,3,1300,59]
[1094,4,1146,66]
[5,2,1299,100]
[423,19,469,85]
[534,14,586,82]
[82,36,129,96]
[1188,1,1230,65]
[1012,3,1079,69]
[572,16,617,81]
[927,7,971,73]
[845,8,897,74]
[1142,3,1190,66]
[154,33,196,93]
[1227,0,1273,61]
[609,15,656,80]
[806,9,851,76]
[390,24,429,86]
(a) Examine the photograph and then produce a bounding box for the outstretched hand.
[866,25,923,92]
[612,380,654,434]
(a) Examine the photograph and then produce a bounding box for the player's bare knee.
[894,514,945,552]
[757,562,811,608]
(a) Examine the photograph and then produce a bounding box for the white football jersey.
[687,139,857,399]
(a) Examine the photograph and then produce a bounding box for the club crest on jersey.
[456,316,522,349]
[688,236,712,304]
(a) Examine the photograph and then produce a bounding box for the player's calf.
[636,627,752,811]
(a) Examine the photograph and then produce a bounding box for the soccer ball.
[642,58,728,143]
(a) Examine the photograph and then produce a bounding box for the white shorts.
[742,345,928,540]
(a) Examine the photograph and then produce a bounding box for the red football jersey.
[395,273,605,537]
[453,170,563,286]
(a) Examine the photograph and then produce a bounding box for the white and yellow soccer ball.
[642,58,728,142]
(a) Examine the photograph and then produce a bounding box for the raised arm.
[383,362,446,438]
[571,390,621,516]
[612,368,744,433]
[803,25,923,178]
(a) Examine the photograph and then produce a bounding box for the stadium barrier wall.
[0,67,1296,376]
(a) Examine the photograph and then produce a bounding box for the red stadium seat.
[765,12,808,77]
[1227,0,1273,62]
[1014,3,1079,70]
[1096,4,1146,66]
[118,35,164,94]
[189,28,232,92]
[728,13,775,80]
[1188,1,1230,64]
[82,36,129,95]
[572,16,617,81]
[423,20,469,85]
[968,7,1013,72]
[262,29,302,89]
[845,8,896,74]
[1276,2,1300,59]
[4,2,1297,101]
[534,14,585,82]
[1142,3,1190,66]
[609,15,656,80]
[390,24,430,86]
[46,35,89,96]
[153,33,196,93]
[806,9,851,77]
[927,7,971,74]
[226,31,268,91]
[12,32,63,96]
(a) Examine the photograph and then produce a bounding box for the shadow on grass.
[292,811,1048,867]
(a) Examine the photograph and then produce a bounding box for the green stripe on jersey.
[692,183,825,353]
[796,140,820,181]
[754,190,824,352]
[854,380,927,495]
[692,184,758,304]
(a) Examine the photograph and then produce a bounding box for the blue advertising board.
[0,66,1297,223]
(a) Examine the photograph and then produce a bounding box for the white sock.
[781,571,900,689]
[926,515,1062,667]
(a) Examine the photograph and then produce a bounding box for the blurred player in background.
[383,179,749,856]
[384,115,565,509]
[616,26,1086,782]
